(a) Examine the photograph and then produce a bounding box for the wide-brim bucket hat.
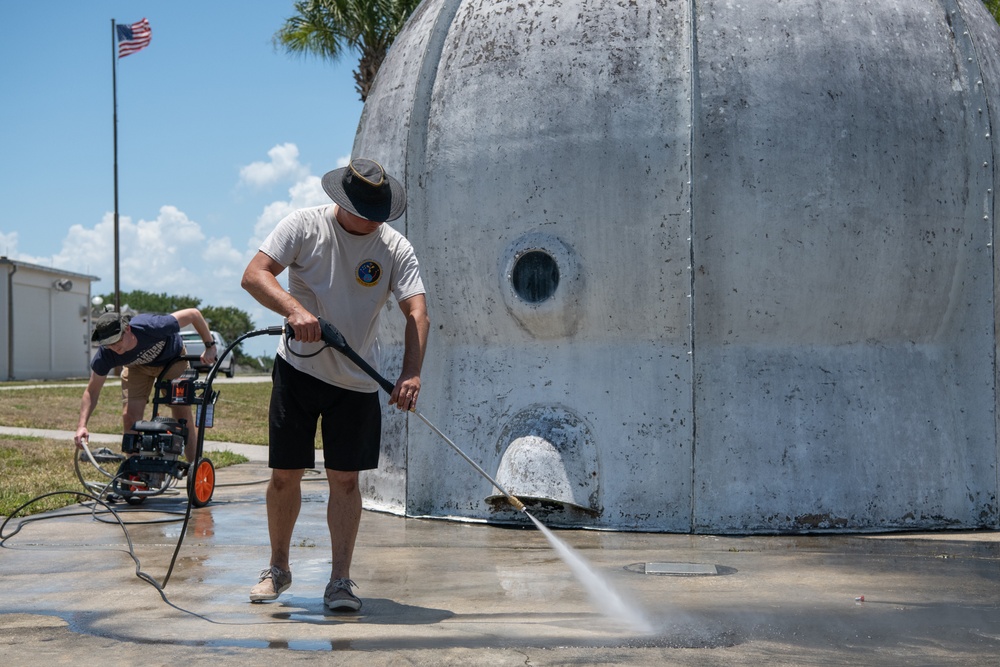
[92,311,131,346]
[321,158,407,223]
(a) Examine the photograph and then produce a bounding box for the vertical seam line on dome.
[404,0,466,241]
[962,0,1000,527]
[686,0,701,534]
[969,4,1000,524]
[400,0,466,514]
[940,0,1000,525]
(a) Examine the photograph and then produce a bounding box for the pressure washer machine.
[75,357,219,507]
[77,324,286,509]
[110,359,219,507]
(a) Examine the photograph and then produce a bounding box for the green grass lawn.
[0,379,272,517]
[0,435,249,517]
[0,380,273,445]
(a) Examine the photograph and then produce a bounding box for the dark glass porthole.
[511,250,559,303]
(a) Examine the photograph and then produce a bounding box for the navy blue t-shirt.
[90,314,184,377]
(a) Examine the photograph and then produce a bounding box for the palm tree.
[987,0,1000,24]
[275,0,422,102]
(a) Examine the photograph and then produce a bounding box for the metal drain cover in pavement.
[645,562,719,575]
[625,561,735,576]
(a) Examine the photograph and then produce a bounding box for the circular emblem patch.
[356,260,382,287]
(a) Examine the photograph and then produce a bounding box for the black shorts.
[268,355,381,471]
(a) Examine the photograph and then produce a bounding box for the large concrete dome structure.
[354,0,1000,532]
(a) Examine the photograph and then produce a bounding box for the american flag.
[117,18,152,58]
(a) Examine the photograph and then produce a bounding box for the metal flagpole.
[111,18,121,313]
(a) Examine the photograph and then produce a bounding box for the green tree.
[200,305,255,359]
[99,289,200,314]
[97,290,259,365]
[275,0,421,102]
[985,0,1000,23]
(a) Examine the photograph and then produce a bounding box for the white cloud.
[290,174,328,207]
[41,206,250,315]
[0,230,18,257]
[239,143,310,189]
[7,144,344,359]
[242,149,348,249]
[202,236,244,265]
[248,174,329,251]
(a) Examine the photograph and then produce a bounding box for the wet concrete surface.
[2,457,999,666]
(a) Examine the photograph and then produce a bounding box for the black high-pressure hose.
[284,318,527,513]
[7,325,290,590]
[159,324,286,586]
[8,321,520,595]
[4,325,289,590]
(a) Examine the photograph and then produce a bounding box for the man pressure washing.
[241,158,429,612]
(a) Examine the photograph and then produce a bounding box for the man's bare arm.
[241,251,322,343]
[389,293,430,411]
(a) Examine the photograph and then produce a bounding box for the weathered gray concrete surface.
[690,0,1000,533]
[2,459,999,665]
[351,0,1000,533]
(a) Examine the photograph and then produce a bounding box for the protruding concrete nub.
[487,405,601,519]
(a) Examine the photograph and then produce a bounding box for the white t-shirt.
[259,204,425,392]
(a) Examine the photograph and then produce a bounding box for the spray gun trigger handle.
[318,318,350,352]
[284,319,348,351]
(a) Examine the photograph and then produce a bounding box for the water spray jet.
[289,318,652,634]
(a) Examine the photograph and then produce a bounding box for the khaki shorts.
[120,356,190,405]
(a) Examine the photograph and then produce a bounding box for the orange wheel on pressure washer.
[189,458,215,507]
[125,474,146,505]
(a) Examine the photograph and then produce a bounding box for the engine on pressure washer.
[121,417,188,458]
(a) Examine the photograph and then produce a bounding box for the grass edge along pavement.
[0,433,249,517]
[0,376,267,518]
[0,380,273,446]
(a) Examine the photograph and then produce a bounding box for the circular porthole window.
[511,250,559,303]
[500,233,581,338]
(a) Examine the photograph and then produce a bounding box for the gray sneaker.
[324,577,361,611]
[249,566,292,602]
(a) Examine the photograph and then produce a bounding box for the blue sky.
[0,2,366,356]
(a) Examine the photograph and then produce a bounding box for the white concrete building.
[0,257,98,381]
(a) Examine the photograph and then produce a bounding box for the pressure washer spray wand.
[409,411,527,513]
[285,319,527,514]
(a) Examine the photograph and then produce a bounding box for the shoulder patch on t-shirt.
[356,260,382,287]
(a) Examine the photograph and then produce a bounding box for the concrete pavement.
[1,452,999,665]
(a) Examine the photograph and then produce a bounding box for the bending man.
[74,308,218,463]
